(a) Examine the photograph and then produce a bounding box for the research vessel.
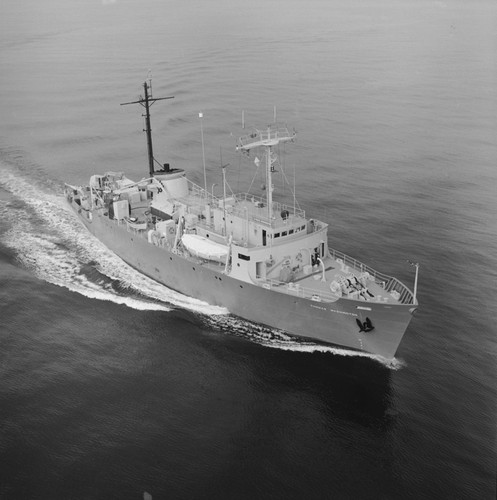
[65,81,419,359]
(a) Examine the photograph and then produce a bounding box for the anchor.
[356,317,374,333]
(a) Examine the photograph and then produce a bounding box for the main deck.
[121,201,415,307]
[258,251,414,305]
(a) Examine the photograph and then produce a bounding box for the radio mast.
[121,80,174,177]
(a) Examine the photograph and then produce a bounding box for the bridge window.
[238,253,250,261]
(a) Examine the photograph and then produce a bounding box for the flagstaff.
[407,260,420,305]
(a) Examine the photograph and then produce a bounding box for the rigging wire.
[246,153,261,195]
[224,178,236,197]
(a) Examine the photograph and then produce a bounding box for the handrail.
[185,178,218,205]
[183,181,307,224]
[260,278,339,302]
[238,124,295,149]
[329,247,416,305]
[232,193,306,220]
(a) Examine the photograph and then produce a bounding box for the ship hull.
[74,207,413,359]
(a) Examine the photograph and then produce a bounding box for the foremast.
[236,124,296,224]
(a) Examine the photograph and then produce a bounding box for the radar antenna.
[236,124,296,223]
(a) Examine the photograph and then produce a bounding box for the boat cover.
[181,234,228,263]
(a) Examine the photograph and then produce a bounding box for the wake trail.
[0,162,227,315]
[204,315,405,369]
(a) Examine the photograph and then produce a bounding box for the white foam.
[2,215,170,311]
[204,315,404,369]
[0,163,227,315]
[89,246,228,315]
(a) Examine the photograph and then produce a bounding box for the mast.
[265,143,276,220]
[199,112,207,193]
[143,82,154,177]
[121,80,174,177]
[222,164,227,236]
[236,123,296,224]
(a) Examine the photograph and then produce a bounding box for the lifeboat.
[181,234,228,263]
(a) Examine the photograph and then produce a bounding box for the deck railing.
[232,193,306,220]
[329,247,416,305]
[184,180,306,222]
[237,125,295,149]
[186,179,217,204]
[261,278,338,303]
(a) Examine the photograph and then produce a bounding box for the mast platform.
[236,123,296,151]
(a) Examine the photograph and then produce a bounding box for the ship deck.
[124,204,414,307]
[225,194,307,231]
[178,185,308,233]
[171,247,412,307]
[258,254,410,305]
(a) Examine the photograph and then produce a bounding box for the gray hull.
[76,208,413,359]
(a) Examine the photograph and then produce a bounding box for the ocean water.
[0,0,496,498]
